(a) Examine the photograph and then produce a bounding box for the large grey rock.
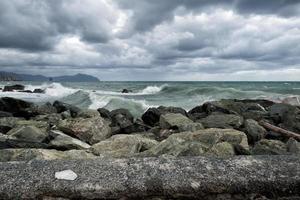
[268,103,300,132]
[252,139,287,155]
[199,113,244,129]
[15,120,49,133]
[0,156,299,199]
[0,97,33,117]
[33,113,62,127]
[159,113,194,129]
[77,109,100,118]
[0,133,49,149]
[26,102,57,115]
[0,148,95,162]
[286,138,300,154]
[58,116,111,144]
[244,119,267,144]
[53,101,81,117]
[205,142,235,157]
[0,117,20,133]
[6,126,47,143]
[142,128,249,157]
[49,130,91,150]
[91,134,158,158]
[3,84,25,92]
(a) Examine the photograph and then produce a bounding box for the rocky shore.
[0,94,300,199]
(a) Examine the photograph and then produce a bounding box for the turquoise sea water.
[0,81,299,116]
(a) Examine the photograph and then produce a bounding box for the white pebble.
[55,169,78,181]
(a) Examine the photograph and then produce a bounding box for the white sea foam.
[140,84,167,94]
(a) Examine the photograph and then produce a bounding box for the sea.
[0,81,299,117]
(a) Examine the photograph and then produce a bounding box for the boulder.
[33,88,45,93]
[110,109,134,124]
[77,109,100,118]
[33,113,62,127]
[141,107,161,126]
[159,113,203,132]
[18,90,32,93]
[121,120,149,134]
[97,108,111,120]
[0,111,13,118]
[49,130,91,150]
[0,149,95,162]
[205,142,235,157]
[199,113,243,129]
[286,138,300,154]
[6,126,47,143]
[58,116,111,144]
[91,134,158,158]
[252,139,287,155]
[53,101,81,117]
[0,97,33,116]
[0,133,49,149]
[3,84,25,92]
[244,119,267,144]
[282,96,300,106]
[158,106,187,116]
[26,102,57,116]
[15,120,49,133]
[142,128,249,157]
[268,103,300,132]
[121,89,133,93]
[159,113,193,130]
[0,117,20,133]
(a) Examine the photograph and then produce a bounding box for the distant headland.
[0,71,100,82]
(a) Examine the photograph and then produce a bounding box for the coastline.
[0,87,299,199]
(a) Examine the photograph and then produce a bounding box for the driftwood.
[0,156,300,199]
[259,120,300,141]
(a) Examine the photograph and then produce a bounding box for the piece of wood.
[259,120,300,141]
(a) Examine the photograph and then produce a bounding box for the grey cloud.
[0,0,117,51]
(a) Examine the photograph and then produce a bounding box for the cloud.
[0,0,299,80]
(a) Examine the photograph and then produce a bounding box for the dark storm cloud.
[0,0,300,80]
[116,0,300,33]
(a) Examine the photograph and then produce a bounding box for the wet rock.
[286,138,300,154]
[252,139,287,155]
[97,108,111,120]
[33,88,45,93]
[18,90,32,93]
[121,89,133,93]
[244,119,267,144]
[6,126,48,143]
[142,128,248,157]
[0,148,95,162]
[49,130,91,150]
[91,134,158,158]
[142,108,161,126]
[110,109,134,124]
[199,113,243,129]
[58,116,111,144]
[122,119,149,134]
[53,101,81,118]
[3,84,25,92]
[0,97,33,116]
[77,109,100,118]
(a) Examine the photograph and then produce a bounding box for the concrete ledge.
[0,156,300,199]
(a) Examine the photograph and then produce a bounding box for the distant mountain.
[0,71,100,82]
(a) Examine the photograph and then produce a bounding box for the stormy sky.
[0,0,300,81]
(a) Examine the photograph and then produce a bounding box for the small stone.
[55,170,78,181]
